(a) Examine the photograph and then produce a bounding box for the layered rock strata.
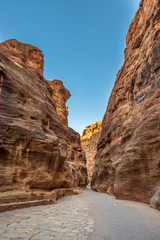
[92,0,160,210]
[0,39,87,192]
[0,39,44,75]
[47,80,70,127]
[48,80,87,188]
[81,121,102,185]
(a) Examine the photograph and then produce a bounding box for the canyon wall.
[92,0,160,209]
[47,80,70,127]
[0,39,87,192]
[81,121,102,185]
[48,79,87,187]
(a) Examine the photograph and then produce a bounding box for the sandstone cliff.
[47,80,70,127]
[48,79,88,188]
[0,39,44,75]
[81,121,102,185]
[0,39,87,192]
[91,0,160,210]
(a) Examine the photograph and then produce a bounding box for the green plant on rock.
[129,100,135,106]
[116,127,120,136]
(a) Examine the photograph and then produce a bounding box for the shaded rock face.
[47,80,70,127]
[0,39,87,192]
[92,0,160,206]
[67,128,88,187]
[81,121,102,185]
[48,79,87,187]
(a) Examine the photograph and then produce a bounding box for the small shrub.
[26,189,29,193]
[129,100,135,106]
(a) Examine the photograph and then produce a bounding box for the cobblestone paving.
[0,194,95,240]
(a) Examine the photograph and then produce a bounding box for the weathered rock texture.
[92,0,160,209]
[81,121,102,185]
[0,39,87,192]
[0,39,44,75]
[48,80,70,127]
[48,79,87,188]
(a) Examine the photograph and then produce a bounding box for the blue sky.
[0,0,140,134]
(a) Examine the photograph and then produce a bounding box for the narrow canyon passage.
[0,189,160,240]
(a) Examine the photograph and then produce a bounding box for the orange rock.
[0,39,87,192]
[91,0,160,208]
[0,39,44,75]
[81,121,102,185]
[48,79,88,187]
[47,80,71,127]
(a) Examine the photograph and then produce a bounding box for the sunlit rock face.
[81,121,102,185]
[0,39,87,192]
[92,0,160,208]
[47,80,70,127]
[0,39,44,75]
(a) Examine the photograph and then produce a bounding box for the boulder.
[150,187,160,211]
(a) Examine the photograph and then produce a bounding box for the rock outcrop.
[0,39,44,75]
[0,39,87,192]
[81,121,102,185]
[48,79,87,187]
[47,80,70,127]
[92,0,160,209]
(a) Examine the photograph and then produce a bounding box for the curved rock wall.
[0,39,87,192]
[92,0,160,207]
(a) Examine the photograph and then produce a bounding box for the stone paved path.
[0,194,94,240]
[1,189,160,240]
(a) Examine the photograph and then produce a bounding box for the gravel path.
[0,189,160,240]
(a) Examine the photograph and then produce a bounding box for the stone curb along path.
[0,193,95,240]
[0,188,82,213]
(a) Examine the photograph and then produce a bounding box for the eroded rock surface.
[0,39,44,75]
[47,80,70,127]
[0,39,87,192]
[48,79,88,188]
[92,0,160,207]
[81,121,102,185]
